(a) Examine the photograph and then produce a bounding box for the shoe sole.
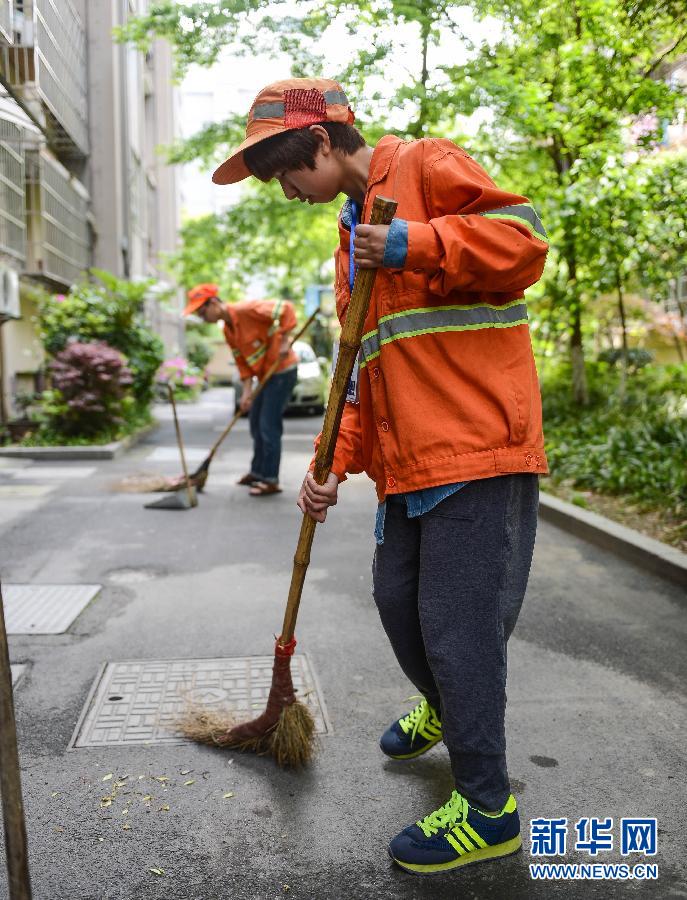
[380,734,442,760]
[389,835,522,876]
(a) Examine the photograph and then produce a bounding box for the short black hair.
[244,122,365,181]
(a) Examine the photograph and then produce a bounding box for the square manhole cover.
[70,656,331,748]
[2,584,101,634]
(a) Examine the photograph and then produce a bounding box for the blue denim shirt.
[375,482,467,545]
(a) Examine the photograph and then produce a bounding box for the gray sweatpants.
[372,474,539,812]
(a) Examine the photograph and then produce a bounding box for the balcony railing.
[0,0,88,158]
[25,148,89,286]
[0,112,25,261]
[0,1,12,45]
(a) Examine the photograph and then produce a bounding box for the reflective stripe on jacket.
[223,299,298,379]
[319,135,549,500]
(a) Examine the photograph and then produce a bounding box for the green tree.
[168,180,338,301]
[447,0,686,402]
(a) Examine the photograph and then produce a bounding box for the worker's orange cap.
[212,78,354,185]
[183,283,220,316]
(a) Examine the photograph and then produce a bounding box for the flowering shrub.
[156,356,203,401]
[40,341,134,437]
[38,269,164,409]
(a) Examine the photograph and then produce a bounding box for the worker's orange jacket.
[223,299,298,380]
[319,135,549,500]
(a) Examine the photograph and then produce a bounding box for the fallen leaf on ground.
[180,769,191,775]
[100,798,112,808]
[184,780,195,786]
[149,868,165,876]
[51,792,59,798]
[223,792,234,799]
[142,795,153,802]
[154,776,169,783]
[122,824,131,831]
[102,774,113,782]
[159,805,170,812]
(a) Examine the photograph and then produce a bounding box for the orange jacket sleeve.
[223,323,252,380]
[310,400,365,484]
[264,300,297,370]
[404,147,548,296]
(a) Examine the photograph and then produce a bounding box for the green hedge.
[542,363,687,516]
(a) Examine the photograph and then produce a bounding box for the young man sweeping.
[211,78,549,875]
[184,284,298,496]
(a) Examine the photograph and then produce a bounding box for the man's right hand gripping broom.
[298,471,339,523]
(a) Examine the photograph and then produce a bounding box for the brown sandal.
[237,473,260,486]
[249,481,283,497]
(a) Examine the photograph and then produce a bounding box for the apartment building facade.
[0,0,181,420]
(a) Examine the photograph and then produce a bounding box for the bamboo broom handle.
[204,309,320,466]
[0,581,33,900]
[168,384,195,507]
[280,196,398,645]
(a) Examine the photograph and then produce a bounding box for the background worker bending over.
[183,284,298,496]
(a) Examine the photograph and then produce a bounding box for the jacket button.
[380,420,389,432]
[387,476,396,488]
[372,367,380,379]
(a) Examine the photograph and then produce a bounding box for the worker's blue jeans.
[248,367,297,484]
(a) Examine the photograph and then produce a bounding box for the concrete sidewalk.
[1,389,685,899]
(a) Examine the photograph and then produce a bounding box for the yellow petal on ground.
[154,776,169,783]
[149,868,165,876]
[223,792,234,799]
[183,780,195,786]
[159,805,170,811]
[122,824,131,831]
[102,774,113,781]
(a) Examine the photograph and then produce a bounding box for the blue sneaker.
[379,699,442,760]
[389,790,521,875]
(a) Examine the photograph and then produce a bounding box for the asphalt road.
[1,388,685,900]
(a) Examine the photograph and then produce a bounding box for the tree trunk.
[567,257,588,406]
[409,16,430,138]
[570,323,588,406]
[616,273,629,400]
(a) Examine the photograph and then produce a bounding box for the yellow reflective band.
[247,345,267,366]
[268,299,284,336]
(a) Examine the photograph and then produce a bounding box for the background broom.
[180,195,397,766]
[180,307,320,492]
[119,309,320,495]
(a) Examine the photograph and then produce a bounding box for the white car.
[286,341,328,414]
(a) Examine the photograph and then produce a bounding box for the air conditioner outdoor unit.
[0,265,20,319]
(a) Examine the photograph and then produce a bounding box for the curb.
[0,421,159,461]
[539,491,687,590]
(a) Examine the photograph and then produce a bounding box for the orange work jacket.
[223,299,298,380]
[320,135,549,500]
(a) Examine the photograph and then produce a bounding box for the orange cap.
[212,78,354,185]
[183,283,220,316]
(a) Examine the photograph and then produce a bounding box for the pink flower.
[55,294,66,303]
[182,375,198,386]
